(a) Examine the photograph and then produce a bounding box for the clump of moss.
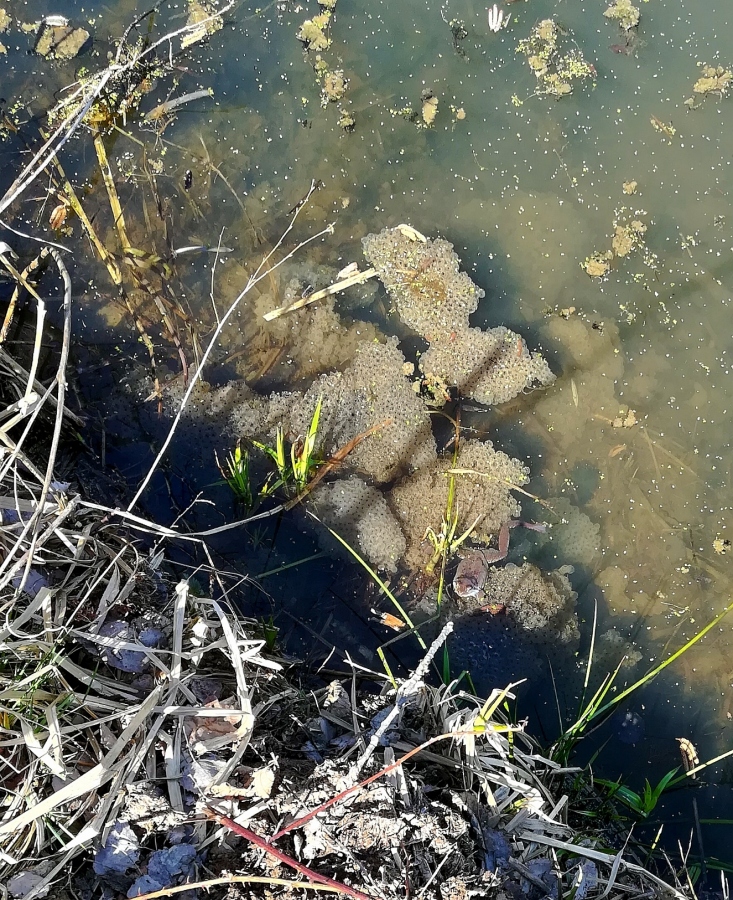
[297,12,332,51]
[692,63,732,98]
[337,108,355,131]
[603,0,640,31]
[517,19,596,98]
[611,217,646,258]
[313,56,347,105]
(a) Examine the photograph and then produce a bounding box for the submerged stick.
[263,267,377,321]
[144,88,214,121]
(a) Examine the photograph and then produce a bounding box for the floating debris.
[650,114,676,140]
[612,407,638,428]
[421,94,439,126]
[582,250,613,278]
[318,64,347,104]
[34,16,90,60]
[0,9,10,32]
[449,18,468,56]
[487,3,510,34]
[583,207,656,278]
[517,19,596,98]
[337,108,355,131]
[691,62,732,99]
[603,0,640,31]
[612,219,646,257]
[713,536,731,555]
[622,179,638,194]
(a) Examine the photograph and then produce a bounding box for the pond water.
[2,0,733,869]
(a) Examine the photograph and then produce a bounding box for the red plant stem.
[271,732,466,842]
[208,811,377,900]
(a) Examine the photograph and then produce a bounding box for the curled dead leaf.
[49,202,69,231]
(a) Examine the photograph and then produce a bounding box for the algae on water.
[517,19,596,98]
[692,63,733,98]
[297,13,332,51]
[603,0,640,31]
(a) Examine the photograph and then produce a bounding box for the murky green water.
[2,0,733,863]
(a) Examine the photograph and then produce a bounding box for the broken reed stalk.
[0,249,48,343]
[94,133,132,251]
[133,876,347,900]
[263,267,378,320]
[206,812,378,900]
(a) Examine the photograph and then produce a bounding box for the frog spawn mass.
[362,228,556,406]
[167,228,577,639]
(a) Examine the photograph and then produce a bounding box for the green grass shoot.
[594,767,680,818]
[252,396,323,499]
[216,442,254,508]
